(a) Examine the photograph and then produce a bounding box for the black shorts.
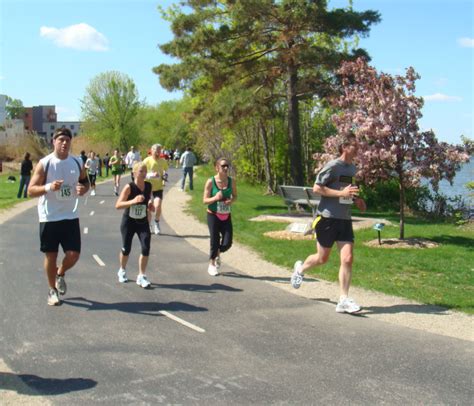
[314,216,354,248]
[152,190,163,200]
[88,173,96,186]
[40,218,81,253]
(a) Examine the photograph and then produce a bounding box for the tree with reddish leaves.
[315,58,470,239]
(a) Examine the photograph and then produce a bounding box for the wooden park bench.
[278,185,321,216]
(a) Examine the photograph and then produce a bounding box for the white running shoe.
[136,274,151,288]
[91,190,96,196]
[291,260,304,289]
[153,221,160,235]
[215,256,221,269]
[208,264,219,276]
[47,288,60,306]
[336,297,361,314]
[117,269,128,283]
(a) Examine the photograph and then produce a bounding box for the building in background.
[43,121,81,144]
[0,94,6,126]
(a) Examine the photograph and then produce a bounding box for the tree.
[154,0,380,185]
[81,71,142,151]
[316,58,470,238]
[5,96,25,119]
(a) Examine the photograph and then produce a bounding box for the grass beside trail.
[187,166,474,314]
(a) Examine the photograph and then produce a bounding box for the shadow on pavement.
[361,303,451,315]
[0,372,97,395]
[152,283,242,292]
[157,232,208,239]
[62,297,208,315]
[222,271,318,284]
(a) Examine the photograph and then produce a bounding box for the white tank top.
[38,153,83,222]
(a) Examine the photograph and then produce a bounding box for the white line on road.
[158,310,206,333]
[90,211,95,216]
[93,254,105,267]
[84,227,88,234]
[100,200,105,204]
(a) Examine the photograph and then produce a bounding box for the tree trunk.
[260,120,274,194]
[399,177,405,240]
[286,66,304,186]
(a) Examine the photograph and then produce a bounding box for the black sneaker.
[55,275,67,295]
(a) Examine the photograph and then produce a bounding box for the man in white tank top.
[28,128,90,306]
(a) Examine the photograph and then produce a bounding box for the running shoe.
[291,260,304,289]
[55,275,67,295]
[215,256,221,269]
[117,269,128,283]
[91,190,96,196]
[136,274,151,288]
[208,264,219,276]
[47,288,60,306]
[336,297,361,314]
[153,221,161,235]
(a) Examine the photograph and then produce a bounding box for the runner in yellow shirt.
[143,144,169,234]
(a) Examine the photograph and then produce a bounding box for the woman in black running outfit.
[115,162,155,288]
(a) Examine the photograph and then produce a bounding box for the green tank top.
[208,176,233,213]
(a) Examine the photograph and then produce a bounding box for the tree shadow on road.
[62,297,208,316]
[0,372,97,395]
[152,282,242,292]
[158,232,209,239]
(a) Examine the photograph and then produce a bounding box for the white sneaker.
[136,274,151,288]
[117,269,128,283]
[153,222,160,235]
[215,256,221,269]
[291,260,304,289]
[208,264,219,276]
[336,297,361,314]
[91,190,96,196]
[47,288,60,306]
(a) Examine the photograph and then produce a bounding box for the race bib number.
[339,192,354,205]
[55,184,74,201]
[129,204,146,219]
[216,201,231,214]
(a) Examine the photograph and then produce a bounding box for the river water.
[436,159,473,201]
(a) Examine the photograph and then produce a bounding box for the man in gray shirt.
[290,133,366,314]
[179,147,197,191]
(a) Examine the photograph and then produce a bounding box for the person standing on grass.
[143,143,168,235]
[28,128,89,306]
[290,133,366,314]
[17,152,33,198]
[179,147,197,191]
[203,157,237,276]
[103,153,110,177]
[115,162,154,288]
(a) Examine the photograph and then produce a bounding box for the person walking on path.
[85,151,99,196]
[143,144,168,235]
[179,147,197,191]
[115,162,154,288]
[203,157,237,276]
[109,149,124,196]
[17,152,33,198]
[28,128,89,306]
[290,133,366,314]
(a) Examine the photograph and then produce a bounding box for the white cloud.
[423,93,462,102]
[457,37,474,48]
[40,23,109,51]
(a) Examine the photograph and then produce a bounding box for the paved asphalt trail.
[0,169,472,405]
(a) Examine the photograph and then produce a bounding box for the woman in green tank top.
[203,158,238,276]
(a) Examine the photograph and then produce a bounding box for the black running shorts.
[39,218,81,253]
[314,216,354,248]
[152,190,163,200]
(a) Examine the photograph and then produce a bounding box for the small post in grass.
[373,223,385,245]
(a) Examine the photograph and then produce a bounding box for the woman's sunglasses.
[220,164,229,168]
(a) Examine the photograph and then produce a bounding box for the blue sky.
[1,0,472,145]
